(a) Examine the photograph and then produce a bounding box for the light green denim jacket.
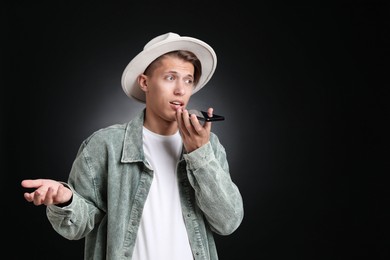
[46,109,244,260]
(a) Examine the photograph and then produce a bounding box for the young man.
[21,32,244,260]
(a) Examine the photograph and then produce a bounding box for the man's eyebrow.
[164,71,194,77]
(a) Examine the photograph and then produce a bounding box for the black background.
[3,1,389,259]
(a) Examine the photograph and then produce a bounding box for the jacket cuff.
[183,142,215,169]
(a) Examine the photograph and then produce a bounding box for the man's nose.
[174,81,186,95]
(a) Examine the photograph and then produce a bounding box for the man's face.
[141,55,195,124]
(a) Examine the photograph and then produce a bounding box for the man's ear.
[137,74,148,92]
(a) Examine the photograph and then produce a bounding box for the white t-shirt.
[132,127,193,260]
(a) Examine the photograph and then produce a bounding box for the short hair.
[143,50,202,86]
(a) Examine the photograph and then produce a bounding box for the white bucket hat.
[121,32,217,102]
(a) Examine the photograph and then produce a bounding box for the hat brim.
[121,36,217,103]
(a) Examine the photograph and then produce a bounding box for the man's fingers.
[207,107,214,117]
[189,114,204,133]
[177,109,190,136]
[182,110,193,132]
[21,179,44,189]
[43,187,55,205]
[33,189,45,205]
[23,192,33,202]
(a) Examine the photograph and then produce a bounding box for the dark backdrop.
[3,1,389,259]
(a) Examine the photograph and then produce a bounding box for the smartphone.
[188,109,225,122]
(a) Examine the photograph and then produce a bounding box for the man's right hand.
[21,179,73,206]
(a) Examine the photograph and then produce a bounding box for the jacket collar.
[121,109,145,163]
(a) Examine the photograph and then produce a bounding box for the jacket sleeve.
[46,140,105,240]
[183,133,244,235]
